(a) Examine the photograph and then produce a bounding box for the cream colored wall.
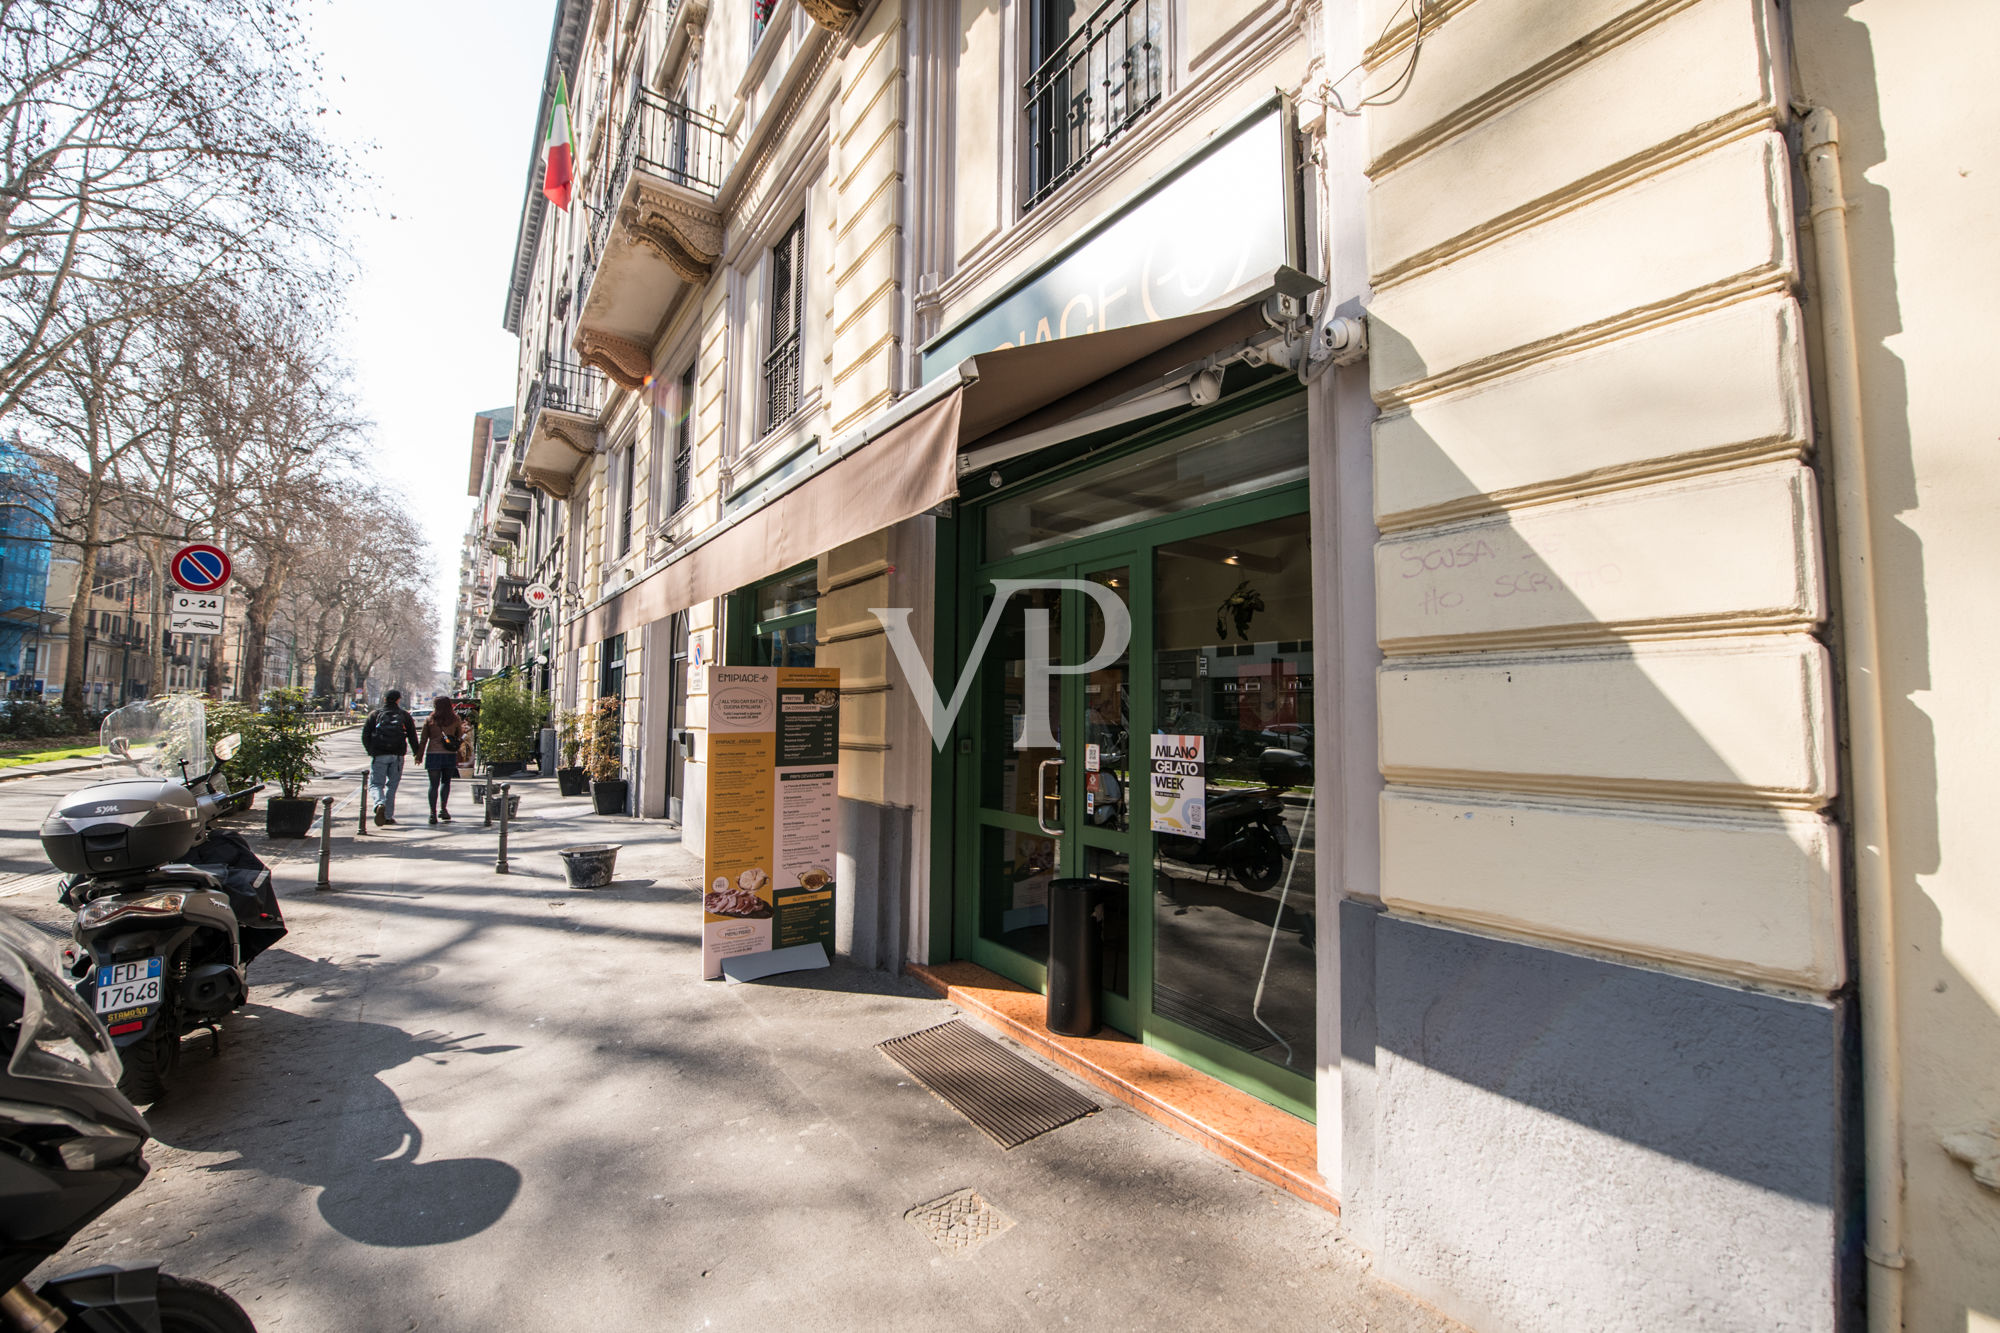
[1363,0,1837,991]
[1790,2,2000,1327]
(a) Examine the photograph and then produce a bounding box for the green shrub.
[237,687,324,799]
[476,678,543,763]
[555,708,583,767]
[580,695,621,781]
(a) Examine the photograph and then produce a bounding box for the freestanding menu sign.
[702,666,840,979]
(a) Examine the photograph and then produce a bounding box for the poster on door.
[1149,734,1205,837]
[701,666,841,978]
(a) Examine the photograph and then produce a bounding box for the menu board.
[702,666,840,978]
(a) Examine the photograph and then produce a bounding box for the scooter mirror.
[107,737,131,758]
[212,733,242,762]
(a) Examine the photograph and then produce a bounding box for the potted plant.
[555,709,587,797]
[476,677,541,777]
[582,695,626,815]
[241,687,325,837]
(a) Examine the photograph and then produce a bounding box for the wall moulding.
[624,186,723,284]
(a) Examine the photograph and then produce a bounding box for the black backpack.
[363,707,406,756]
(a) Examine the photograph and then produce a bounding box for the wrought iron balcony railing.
[539,352,607,418]
[1024,0,1164,211]
[581,90,731,296]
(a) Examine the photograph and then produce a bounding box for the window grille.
[764,213,807,432]
[673,364,695,510]
[1024,0,1164,210]
[615,444,634,558]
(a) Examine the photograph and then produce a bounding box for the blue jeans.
[369,753,405,818]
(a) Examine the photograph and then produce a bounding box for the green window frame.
[725,561,818,667]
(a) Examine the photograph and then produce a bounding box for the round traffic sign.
[170,544,231,593]
[523,582,554,609]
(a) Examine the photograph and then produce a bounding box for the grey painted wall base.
[837,797,910,971]
[1350,914,1854,1333]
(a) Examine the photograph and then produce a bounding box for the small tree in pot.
[240,687,325,837]
[555,708,587,797]
[476,678,541,777]
[581,695,626,815]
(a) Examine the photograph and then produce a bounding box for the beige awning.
[575,267,1318,645]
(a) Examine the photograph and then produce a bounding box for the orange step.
[907,959,1337,1214]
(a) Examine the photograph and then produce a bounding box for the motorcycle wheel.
[117,1004,178,1105]
[157,1274,258,1333]
[1231,839,1286,893]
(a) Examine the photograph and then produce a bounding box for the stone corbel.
[623,184,724,285]
[575,329,653,391]
[543,419,599,460]
[800,0,863,33]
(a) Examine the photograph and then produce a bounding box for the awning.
[576,266,1319,644]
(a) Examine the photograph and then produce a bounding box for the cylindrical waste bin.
[1047,878,1106,1037]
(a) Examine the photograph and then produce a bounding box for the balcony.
[573,90,730,387]
[496,485,532,519]
[1024,0,1164,211]
[487,576,532,631]
[517,354,609,498]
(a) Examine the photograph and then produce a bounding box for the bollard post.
[495,782,511,874]
[483,780,493,827]
[315,796,335,891]
[357,769,369,837]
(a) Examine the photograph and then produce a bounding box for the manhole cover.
[905,1188,1014,1257]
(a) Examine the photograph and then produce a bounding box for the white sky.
[309,0,553,666]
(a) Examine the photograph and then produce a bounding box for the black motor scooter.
[40,701,284,1104]
[1152,748,1300,893]
[0,912,258,1331]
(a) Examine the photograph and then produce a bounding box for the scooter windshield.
[99,693,209,781]
[0,913,124,1092]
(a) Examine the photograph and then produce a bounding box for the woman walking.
[419,696,469,825]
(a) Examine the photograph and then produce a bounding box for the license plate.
[95,957,162,1014]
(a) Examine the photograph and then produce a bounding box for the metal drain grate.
[905,1188,1014,1256]
[878,1020,1097,1149]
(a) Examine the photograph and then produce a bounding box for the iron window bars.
[672,364,696,511]
[578,89,730,305]
[764,213,807,433]
[1024,0,1164,211]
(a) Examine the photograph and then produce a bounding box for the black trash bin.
[1047,878,1108,1037]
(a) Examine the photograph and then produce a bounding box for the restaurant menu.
[702,666,840,978]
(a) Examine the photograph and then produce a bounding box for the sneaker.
[380,815,399,826]
[428,814,438,825]
[438,811,452,822]
[373,803,386,826]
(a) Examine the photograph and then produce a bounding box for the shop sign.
[701,666,841,978]
[1149,734,1205,837]
[921,102,1295,378]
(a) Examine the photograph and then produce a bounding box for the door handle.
[1036,757,1065,839]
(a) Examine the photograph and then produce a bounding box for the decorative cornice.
[575,329,652,391]
[622,184,724,284]
[800,0,862,33]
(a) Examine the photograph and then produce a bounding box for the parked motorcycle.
[0,912,258,1331]
[39,701,285,1103]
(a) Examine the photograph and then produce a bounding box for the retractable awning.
[576,266,1319,644]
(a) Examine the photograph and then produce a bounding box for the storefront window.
[731,564,817,667]
[983,399,1307,561]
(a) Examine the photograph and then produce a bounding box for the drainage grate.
[905,1188,1014,1256]
[878,1020,1097,1149]
[1152,982,1278,1054]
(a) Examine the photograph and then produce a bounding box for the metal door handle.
[1036,758,1064,838]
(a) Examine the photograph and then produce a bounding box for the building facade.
[492,1,1998,1329]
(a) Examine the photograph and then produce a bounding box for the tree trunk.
[144,541,167,697]
[60,493,103,719]
[238,555,290,702]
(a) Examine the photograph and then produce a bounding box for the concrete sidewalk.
[16,730,1461,1333]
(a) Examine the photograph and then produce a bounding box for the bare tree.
[0,0,351,417]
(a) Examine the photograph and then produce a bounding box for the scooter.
[1152,747,1303,893]
[39,700,284,1104]
[0,912,258,1331]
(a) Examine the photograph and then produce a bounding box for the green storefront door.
[948,391,1320,1120]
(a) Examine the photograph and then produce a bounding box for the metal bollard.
[357,770,369,837]
[495,782,511,874]
[483,780,493,827]
[315,796,335,891]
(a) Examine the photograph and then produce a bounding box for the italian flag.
[542,74,574,210]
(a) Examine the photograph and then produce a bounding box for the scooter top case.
[40,780,202,877]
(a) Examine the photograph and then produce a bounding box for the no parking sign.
[170,544,231,593]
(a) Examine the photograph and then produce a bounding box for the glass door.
[958,548,1138,1032]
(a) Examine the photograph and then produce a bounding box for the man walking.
[363,689,420,826]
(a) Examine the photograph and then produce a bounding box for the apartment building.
[494,1,1997,1328]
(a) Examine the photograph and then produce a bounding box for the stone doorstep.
[906,959,1337,1215]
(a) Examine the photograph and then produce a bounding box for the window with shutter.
[763,213,806,433]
